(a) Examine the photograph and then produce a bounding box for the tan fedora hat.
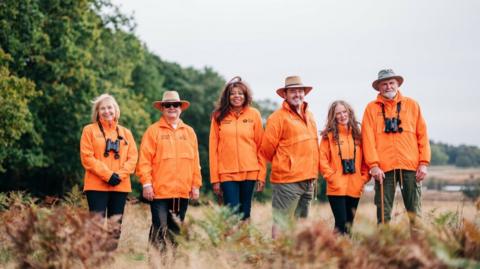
[153,91,190,111]
[372,69,404,91]
[276,76,313,98]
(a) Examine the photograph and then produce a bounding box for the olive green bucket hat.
[372,69,404,91]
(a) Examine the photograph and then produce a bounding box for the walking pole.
[380,179,385,224]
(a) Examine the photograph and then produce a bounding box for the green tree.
[0,49,39,172]
[430,142,449,165]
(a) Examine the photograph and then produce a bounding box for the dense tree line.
[0,0,234,195]
[1,1,477,197]
[430,141,480,167]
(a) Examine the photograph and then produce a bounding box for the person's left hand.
[416,164,428,182]
[256,181,265,192]
[190,187,200,200]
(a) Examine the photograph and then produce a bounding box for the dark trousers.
[327,195,359,235]
[149,198,189,251]
[374,170,421,223]
[221,180,256,220]
[85,191,128,249]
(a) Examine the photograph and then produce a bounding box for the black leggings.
[85,191,128,249]
[85,191,128,218]
[327,195,359,235]
[149,198,189,251]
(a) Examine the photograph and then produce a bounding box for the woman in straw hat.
[319,100,370,235]
[80,93,138,249]
[209,76,266,221]
[136,90,202,250]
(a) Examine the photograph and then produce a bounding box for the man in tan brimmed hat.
[260,76,319,239]
[137,90,201,250]
[362,69,430,224]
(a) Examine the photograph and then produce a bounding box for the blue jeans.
[221,180,256,220]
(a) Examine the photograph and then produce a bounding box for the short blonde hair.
[90,93,120,123]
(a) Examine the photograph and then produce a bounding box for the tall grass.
[0,191,479,269]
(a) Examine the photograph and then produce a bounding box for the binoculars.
[341,159,355,174]
[384,117,403,134]
[104,138,120,159]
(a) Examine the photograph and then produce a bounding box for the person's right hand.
[107,173,121,186]
[212,183,222,195]
[370,166,385,184]
[143,185,154,201]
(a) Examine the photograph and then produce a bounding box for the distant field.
[427,165,480,183]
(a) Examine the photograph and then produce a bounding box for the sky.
[111,0,480,146]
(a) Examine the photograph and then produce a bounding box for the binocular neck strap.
[97,121,120,142]
[335,130,356,162]
[381,102,402,124]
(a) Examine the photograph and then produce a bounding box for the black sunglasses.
[162,102,182,108]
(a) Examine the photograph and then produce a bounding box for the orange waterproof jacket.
[260,101,319,183]
[319,125,369,197]
[361,91,431,172]
[80,119,138,192]
[136,116,202,199]
[209,106,266,183]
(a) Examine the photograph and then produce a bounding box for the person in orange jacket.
[209,76,266,220]
[80,93,138,246]
[137,90,201,250]
[319,100,369,235]
[362,69,430,224]
[260,76,319,239]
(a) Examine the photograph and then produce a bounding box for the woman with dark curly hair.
[209,76,266,220]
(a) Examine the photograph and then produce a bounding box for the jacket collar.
[375,90,404,105]
[98,118,117,131]
[282,100,309,116]
[158,116,185,130]
[229,106,249,116]
[338,124,350,135]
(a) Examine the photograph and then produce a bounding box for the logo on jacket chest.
[242,118,253,123]
[176,134,187,140]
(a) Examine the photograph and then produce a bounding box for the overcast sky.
[112,0,479,146]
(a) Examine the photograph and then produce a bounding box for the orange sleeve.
[361,105,380,169]
[319,136,336,180]
[254,111,267,182]
[415,104,431,166]
[117,128,138,180]
[80,126,113,181]
[360,156,370,183]
[136,126,157,186]
[260,114,281,162]
[208,117,220,183]
[191,129,202,188]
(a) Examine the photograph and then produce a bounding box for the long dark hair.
[213,76,253,124]
[320,100,361,144]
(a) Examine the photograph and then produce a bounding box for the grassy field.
[1,187,479,268]
[107,196,479,269]
[427,165,480,183]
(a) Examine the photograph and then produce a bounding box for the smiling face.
[229,86,245,109]
[284,88,305,108]
[98,99,116,122]
[161,102,182,121]
[334,104,349,126]
[378,78,399,99]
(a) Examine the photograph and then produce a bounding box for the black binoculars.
[104,139,120,159]
[384,118,403,134]
[341,159,355,174]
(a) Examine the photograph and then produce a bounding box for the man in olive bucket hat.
[260,76,320,239]
[361,69,431,224]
